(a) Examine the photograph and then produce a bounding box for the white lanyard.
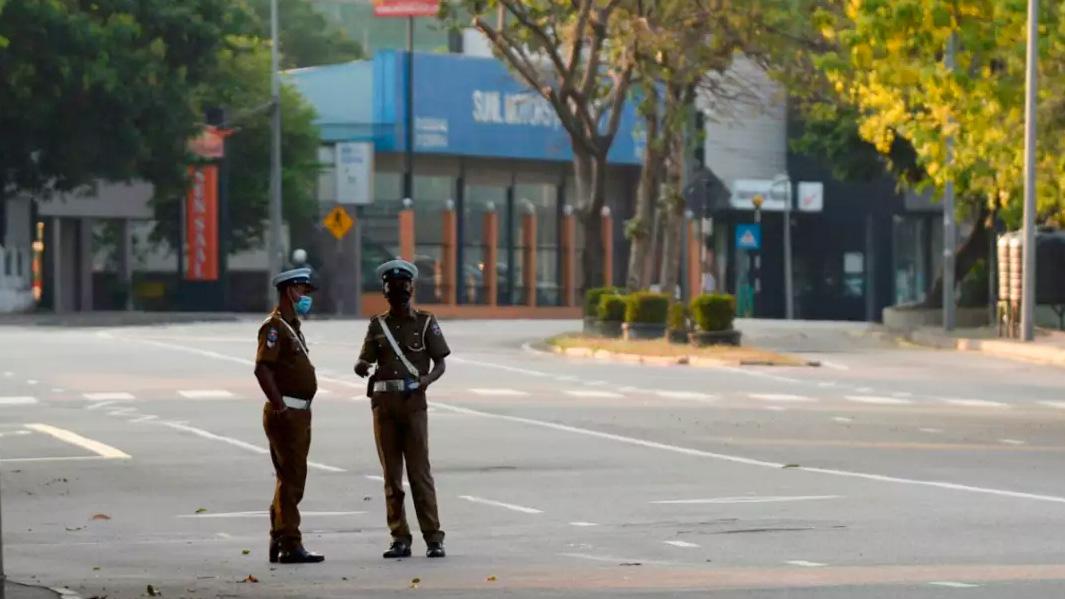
[275,317,308,354]
[376,316,422,378]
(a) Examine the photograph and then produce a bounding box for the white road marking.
[818,361,849,371]
[832,417,853,423]
[715,366,800,384]
[159,421,344,473]
[82,392,135,401]
[564,390,623,399]
[855,387,873,393]
[52,388,64,393]
[2,372,12,377]
[893,392,913,398]
[655,391,716,401]
[469,388,530,397]
[652,495,841,505]
[364,474,409,488]
[0,456,117,463]
[0,396,37,406]
[130,335,1065,506]
[107,407,138,417]
[216,532,233,539]
[558,553,674,566]
[941,398,1008,408]
[920,428,944,434]
[458,495,543,514]
[1038,401,1065,410]
[26,379,38,385]
[569,522,599,527]
[845,395,913,405]
[432,402,1065,504]
[764,406,788,411]
[24,424,130,459]
[316,389,333,396]
[748,393,814,403]
[177,390,236,399]
[449,356,550,378]
[0,430,32,437]
[585,380,610,387]
[663,540,700,548]
[787,560,827,567]
[556,376,580,382]
[817,382,836,388]
[178,511,364,519]
[86,401,120,411]
[929,581,980,588]
[999,439,1026,446]
[129,415,158,424]
[617,385,639,392]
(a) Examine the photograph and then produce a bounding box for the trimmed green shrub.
[691,293,736,332]
[584,287,620,317]
[597,294,627,322]
[624,292,670,324]
[667,303,689,331]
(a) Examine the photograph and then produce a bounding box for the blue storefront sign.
[373,51,643,164]
[735,224,762,250]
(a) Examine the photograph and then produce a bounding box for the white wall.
[0,197,35,313]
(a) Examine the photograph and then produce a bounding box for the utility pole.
[943,31,957,331]
[402,15,415,203]
[267,0,284,304]
[774,174,794,320]
[1021,0,1039,341]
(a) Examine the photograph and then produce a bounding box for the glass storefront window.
[361,171,402,293]
[413,175,453,304]
[513,183,559,305]
[464,184,506,304]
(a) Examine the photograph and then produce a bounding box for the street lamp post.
[771,174,794,320]
[1020,0,1039,341]
[943,31,957,331]
[267,0,284,306]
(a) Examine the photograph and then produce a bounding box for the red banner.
[373,0,439,17]
[185,165,219,281]
[188,125,235,159]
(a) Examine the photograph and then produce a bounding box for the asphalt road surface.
[2,318,1064,598]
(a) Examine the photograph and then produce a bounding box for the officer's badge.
[266,327,278,348]
[431,321,442,336]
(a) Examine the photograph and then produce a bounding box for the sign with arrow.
[324,205,354,240]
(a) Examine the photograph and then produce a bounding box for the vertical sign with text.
[185,165,219,281]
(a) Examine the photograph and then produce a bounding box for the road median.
[544,334,813,367]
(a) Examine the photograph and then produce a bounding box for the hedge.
[597,294,627,322]
[623,292,670,324]
[691,293,736,332]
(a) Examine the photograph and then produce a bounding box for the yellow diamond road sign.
[324,205,353,240]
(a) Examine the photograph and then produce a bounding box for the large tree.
[443,0,636,289]
[246,0,363,68]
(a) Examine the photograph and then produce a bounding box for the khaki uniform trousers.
[263,403,312,551]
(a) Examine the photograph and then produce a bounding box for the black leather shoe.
[383,540,412,559]
[426,542,446,558]
[269,539,280,563]
[278,546,325,564]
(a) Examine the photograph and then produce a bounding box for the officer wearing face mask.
[254,267,324,564]
[355,259,450,559]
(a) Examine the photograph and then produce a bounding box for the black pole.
[403,16,414,203]
[505,182,515,305]
[455,169,466,304]
[555,177,565,306]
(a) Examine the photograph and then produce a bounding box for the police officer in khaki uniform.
[254,267,325,564]
[355,259,450,559]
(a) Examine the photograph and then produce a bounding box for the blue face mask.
[295,295,313,316]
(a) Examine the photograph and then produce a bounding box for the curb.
[908,330,1065,368]
[550,345,810,368]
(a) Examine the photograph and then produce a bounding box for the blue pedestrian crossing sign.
[735,224,762,250]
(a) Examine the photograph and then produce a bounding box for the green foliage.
[667,303,689,331]
[584,287,620,317]
[959,259,990,307]
[598,294,627,322]
[624,292,670,324]
[691,294,736,332]
[247,0,363,68]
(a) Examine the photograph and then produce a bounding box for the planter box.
[598,320,623,338]
[690,329,742,347]
[622,322,666,341]
[582,316,600,336]
[667,329,689,344]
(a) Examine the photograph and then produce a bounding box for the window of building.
[513,182,559,305]
[463,184,506,305]
[412,175,453,304]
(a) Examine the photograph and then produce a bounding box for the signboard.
[187,126,234,160]
[797,181,824,212]
[373,0,439,17]
[729,179,790,211]
[324,205,354,240]
[335,142,374,205]
[185,165,219,281]
[735,224,762,251]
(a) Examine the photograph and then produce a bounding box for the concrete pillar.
[51,217,64,313]
[561,207,577,307]
[441,206,457,305]
[521,210,537,307]
[601,207,614,288]
[398,207,415,262]
[117,219,133,310]
[687,218,701,300]
[78,218,93,311]
[483,208,498,306]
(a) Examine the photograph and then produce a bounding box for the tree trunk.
[574,147,608,291]
[626,111,661,292]
[922,202,991,309]
[657,147,685,297]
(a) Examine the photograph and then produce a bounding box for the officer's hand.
[418,375,431,390]
[354,361,371,378]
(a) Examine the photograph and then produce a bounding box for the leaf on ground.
[619,562,642,567]
[486,575,497,582]
[782,464,801,469]
[92,566,101,571]
[91,514,111,521]
[146,584,160,596]
[363,496,372,501]
[240,575,259,583]
[194,508,208,514]
[411,577,421,584]
[241,549,251,556]
[66,526,85,532]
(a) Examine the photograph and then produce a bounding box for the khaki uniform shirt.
[359,309,450,407]
[256,308,318,401]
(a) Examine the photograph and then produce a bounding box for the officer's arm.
[354,320,378,377]
[420,357,446,389]
[255,363,285,411]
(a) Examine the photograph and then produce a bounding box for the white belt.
[373,379,420,393]
[282,396,311,410]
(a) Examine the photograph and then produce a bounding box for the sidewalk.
[3,580,62,599]
[906,325,1065,367]
[0,311,243,328]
